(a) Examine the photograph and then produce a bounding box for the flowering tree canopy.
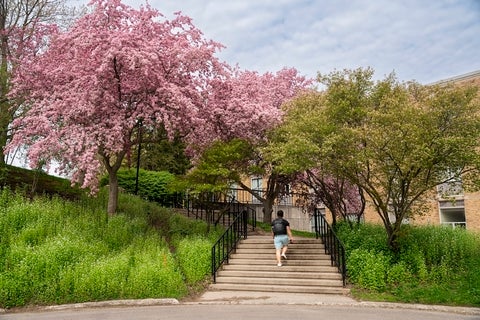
[7,0,227,214]
[187,67,310,156]
[1,0,74,170]
[184,67,312,222]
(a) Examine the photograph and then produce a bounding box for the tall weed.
[338,221,480,306]
[0,189,203,308]
[175,236,212,284]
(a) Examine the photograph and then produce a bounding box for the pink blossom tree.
[188,67,309,150]
[184,67,312,222]
[7,0,227,215]
[292,170,365,226]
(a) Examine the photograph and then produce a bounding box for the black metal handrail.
[211,210,248,282]
[185,192,255,225]
[313,208,347,286]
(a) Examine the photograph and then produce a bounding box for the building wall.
[464,191,480,231]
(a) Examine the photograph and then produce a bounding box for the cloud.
[80,0,480,83]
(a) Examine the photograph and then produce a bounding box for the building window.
[227,183,238,201]
[251,177,262,204]
[439,200,466,229]
[278,184,292,205]
[437,172,463,199]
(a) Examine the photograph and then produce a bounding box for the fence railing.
[185,192,256,229]
[313,208,347,286]
[211,210,248,282]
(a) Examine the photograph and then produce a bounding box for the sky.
[8,0,480,172]
[70,0,480,84]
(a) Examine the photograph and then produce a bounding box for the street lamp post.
[135,119,142,195]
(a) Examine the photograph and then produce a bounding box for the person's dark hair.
[277,210,284,217]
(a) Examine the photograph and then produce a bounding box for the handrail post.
[315,211,347,287]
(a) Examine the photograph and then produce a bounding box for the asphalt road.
[2,304,479,320]
[2,291,480,320]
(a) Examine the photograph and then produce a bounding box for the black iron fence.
[313,208,347,286]
[184,191,256,229]
[211,210,249,282]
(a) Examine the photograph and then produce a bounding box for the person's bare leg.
[281,245,288,258]
[276,249,282,266]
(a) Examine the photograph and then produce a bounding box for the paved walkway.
[2,291,480,318]
[191,290,480,316]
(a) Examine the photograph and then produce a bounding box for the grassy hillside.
[0,167,223,309]
[2,165,82,200]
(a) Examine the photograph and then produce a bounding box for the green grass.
[0,187,222,309]
[336,222,480,307]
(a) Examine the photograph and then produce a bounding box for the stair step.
[230,253,331,260]
[217,270,342,280]
[215,276,343,287]
[240,238,321,244]
[221,264,339,273]
[209,283,349,295]
[227,259,334,266]
[211,235,348,296]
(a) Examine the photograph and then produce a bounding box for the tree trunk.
[263,197,274,223]
[102,151,126,217]
[107,170,119,216]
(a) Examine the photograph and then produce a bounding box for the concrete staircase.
[209,235,349,295]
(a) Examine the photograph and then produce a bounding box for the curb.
[1,298,179,313]
[189,291,480,316]
[44,298,179,311]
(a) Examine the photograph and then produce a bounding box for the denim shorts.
[274,234,289,249]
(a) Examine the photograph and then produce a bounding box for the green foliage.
[336,222,389,253]
[337,221,480,306]
[175,236,212,284]
[347,249,390,291]
[0,188,219,308]
[136,127,191,175]
[182,139,254,193]
[267,68,480,250]
[100,169,181,205]
[386,261,413,286]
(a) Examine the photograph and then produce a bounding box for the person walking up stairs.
[209,234,349,295]
[271,210,294,267]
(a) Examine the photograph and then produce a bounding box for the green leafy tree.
[266,68,480,250]
[182,138,293,223]
[265,91,365,226]
[127,125,191,176]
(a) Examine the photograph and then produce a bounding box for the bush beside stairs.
[209,234,350,295]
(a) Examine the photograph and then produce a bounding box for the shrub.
[387,261,413,286]
[346,248,390,291]
[176,236,212,284]
[100,169,181,206]
[336,222,389,255]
